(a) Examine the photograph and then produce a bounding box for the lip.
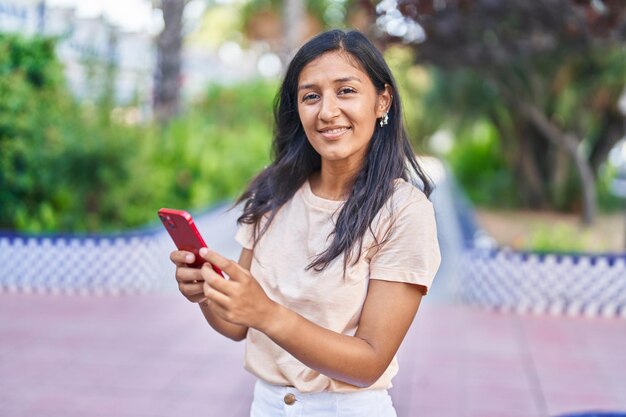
[317,126,351,140]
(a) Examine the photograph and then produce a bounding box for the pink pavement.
[1,293,625,417]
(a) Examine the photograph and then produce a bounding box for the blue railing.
[2,173,625,319]
[0,203,238,295]
[440,171,625,318]
[460,246,626,318]
[0,228,173,295]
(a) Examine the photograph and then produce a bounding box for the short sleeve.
[235,221,255,250]
[369,184,441,294]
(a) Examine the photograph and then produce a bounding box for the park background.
[1,1,626,417]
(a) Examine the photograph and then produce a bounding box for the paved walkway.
[2,162,625,416]
[2,293,625,417]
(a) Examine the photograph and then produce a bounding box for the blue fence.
[446,173,626,319]
[0,204,237,296]
[460,247,626,318]
[0,230,173,295]
[2,178,625,319]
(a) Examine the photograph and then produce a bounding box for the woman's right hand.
[169,250,206,303]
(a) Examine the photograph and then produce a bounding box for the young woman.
[170,29,440,417]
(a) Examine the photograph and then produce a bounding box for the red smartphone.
[158,208,223,276]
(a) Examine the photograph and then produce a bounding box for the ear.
[376,84,393,118]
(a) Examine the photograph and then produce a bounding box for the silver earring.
[379,112,389,127]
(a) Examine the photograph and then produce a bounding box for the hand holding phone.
[158,208,223,276]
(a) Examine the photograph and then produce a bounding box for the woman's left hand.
[198,247,277,330]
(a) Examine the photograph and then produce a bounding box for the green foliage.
[597,163,625,212]
[0,33,274,233]
[383,46,432,146]
[383,46,520,208]
[527,223,587,253]
[383,47,519,207]
[0,35,142,232]
[147,80,275,216]
[395,55,626,214]
[445,120,521,208]
[389,0,626,221]
[201,81,276,127]
[241,0,352,29]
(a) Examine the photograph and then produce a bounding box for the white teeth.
[322,127,348,134]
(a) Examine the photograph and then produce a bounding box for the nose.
[319,95,340,121]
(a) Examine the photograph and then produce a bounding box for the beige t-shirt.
[235,178,440,393]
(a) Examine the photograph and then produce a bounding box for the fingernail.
[185,254,194,263]
[199,247,208,257]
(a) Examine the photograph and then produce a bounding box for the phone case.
[158,208,223,275]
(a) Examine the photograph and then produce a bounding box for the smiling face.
[296,51,391,171]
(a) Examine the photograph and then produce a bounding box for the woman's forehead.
[298,51,368,82]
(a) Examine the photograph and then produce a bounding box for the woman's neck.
[309,163,362,201]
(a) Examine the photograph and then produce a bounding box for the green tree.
[242,0,375,54]
[0,34,69,231]
[0,34,149,232]
[382,0,626,224]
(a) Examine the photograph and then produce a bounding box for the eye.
[302,92,319,102]
[338,87,356,95]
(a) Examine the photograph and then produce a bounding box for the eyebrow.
[298,76,363,91]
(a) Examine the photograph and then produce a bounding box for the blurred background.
[1,1,626,417]
[1,0,624,243]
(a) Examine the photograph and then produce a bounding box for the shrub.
[444,120,521,208]
[0,34,274,233]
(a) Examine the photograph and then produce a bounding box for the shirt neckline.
[302,179,346,211]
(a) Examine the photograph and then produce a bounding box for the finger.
[199,248,245,281]
[178,282,205,297]
[179,281,203,293]
[203,280,231,309]
[175,267,203,284]
[170,250,195,265]
[200,263,233,294]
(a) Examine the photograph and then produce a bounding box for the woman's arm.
[267,279,422,387]
[171,249,251,341]
[199,249,423,387]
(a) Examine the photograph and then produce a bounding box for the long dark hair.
[237,29,433,271]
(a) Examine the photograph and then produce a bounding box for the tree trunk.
[589,109,624,173]
[282,0,305,59]
[550,147,571,209]
[154,0,186,124]
[523,103,597,224]
[516,127,547,208]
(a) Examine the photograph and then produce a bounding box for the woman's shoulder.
[370,178,433,232]
[390,178,430,208]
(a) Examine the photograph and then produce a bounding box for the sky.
[46,0,156,32]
